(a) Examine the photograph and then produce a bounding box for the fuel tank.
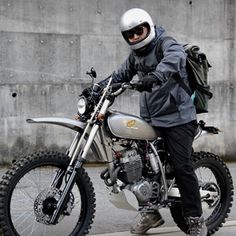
[107,112,157,140]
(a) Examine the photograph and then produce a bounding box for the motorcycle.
[0,68,233,236]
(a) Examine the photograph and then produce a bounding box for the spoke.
[14,211,34,228]
[29,220,40,236]
[15,188,35,203]
[20,221,37,235]
[19,175,41,191]
[10,165,82,236]
[12,209,33,223]
[195,166,221,221]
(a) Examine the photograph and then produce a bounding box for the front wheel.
[170,151,234,235]
[0,151,96,236]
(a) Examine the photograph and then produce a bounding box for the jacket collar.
[133,26,166,56]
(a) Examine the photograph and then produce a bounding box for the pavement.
[90,221,236,235]
[88,163,236,236]
[0,162,235,236]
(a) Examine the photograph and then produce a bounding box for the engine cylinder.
[119,149,143,183]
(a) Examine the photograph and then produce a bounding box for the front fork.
[49,100,110,224]
[48,122,100,224]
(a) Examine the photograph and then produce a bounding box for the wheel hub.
[42,197,57,215]
[34,187,75,225]
[202,182,220,207]
[34,187,61,225]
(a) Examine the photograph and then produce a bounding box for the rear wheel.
[170,151,233,235]
[0,151,96,236]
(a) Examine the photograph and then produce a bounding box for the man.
[100,8,207,236]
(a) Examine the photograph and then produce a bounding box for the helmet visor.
[122,23,150,45]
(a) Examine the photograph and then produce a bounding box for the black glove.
[136,74,160,92]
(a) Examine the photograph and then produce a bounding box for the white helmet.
[120,8,155,50]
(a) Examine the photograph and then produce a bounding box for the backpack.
[156,36,213,114]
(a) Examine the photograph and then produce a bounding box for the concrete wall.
[0,0,235,162]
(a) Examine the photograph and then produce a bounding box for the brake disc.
[34,187,62,224]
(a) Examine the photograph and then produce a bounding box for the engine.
[116,147,160,203]
[100,143,161,204]
[117,148,143,184]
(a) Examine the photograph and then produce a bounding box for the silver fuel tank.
[107,112,157,140]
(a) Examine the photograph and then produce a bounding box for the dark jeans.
[154,120,202,217]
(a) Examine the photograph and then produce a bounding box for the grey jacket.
[108,26,196,127]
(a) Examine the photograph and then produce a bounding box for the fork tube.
[80,99,111,160]
[67,133,80,157]
[49,168,78,224]
[67,79,113,165]
[67,87,108,164]
[80,124,100,160]
[74,99,111,162]
[149,142,168,201]
[67,122,91,166]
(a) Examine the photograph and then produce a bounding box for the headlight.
[77,96,87,115]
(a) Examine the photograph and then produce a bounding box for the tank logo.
[126,119,138,129]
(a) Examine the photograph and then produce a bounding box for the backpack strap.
[172,73,192,96]
[155,36,192,97]
[195,83,213,98]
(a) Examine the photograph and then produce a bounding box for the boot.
[186,215,207,236]
[130,211,164,234]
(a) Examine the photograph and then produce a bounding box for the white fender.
[26,117,86,132]
[26,117,106,161]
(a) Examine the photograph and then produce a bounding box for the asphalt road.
[0,162,235,236]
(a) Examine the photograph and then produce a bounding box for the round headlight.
[77,96,87,115]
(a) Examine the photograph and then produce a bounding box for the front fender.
[26,117,86,132]
[26,117,106,161]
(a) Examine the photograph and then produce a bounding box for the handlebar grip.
[111,83,122,91]
[131,83,143,90]
[110,82,142,97]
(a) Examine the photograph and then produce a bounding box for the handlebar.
[110,82,140,97]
